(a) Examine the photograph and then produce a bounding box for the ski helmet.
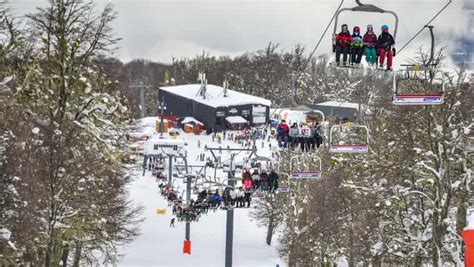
[367,24,373,30]
[382,24,389,31]
[353,26,360,33]
[342,24,348,29]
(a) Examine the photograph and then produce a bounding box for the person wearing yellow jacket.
[350,26,364,66]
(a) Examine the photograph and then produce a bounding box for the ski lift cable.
[294,0,345,81]
[397,0,452,56]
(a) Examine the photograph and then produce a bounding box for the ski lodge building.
[159,84,271,131]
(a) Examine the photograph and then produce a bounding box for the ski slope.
[119,117,284,267]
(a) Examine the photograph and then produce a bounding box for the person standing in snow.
[229,188,237,207]
[236,188,245,207]
[242,169,252,181]
[252,169,261,190]
[312,121,324,149]
[276,120,289,148]
[243,176,253,207]
[170,217,176,227]
[212,191,222,209]
[268,170,279,192]
[289,123,300,149]
[260,169,269,191]
[299,122,312,152]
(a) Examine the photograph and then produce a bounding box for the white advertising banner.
[252,105,266,124]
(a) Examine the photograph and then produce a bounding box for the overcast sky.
[10,0,473,66]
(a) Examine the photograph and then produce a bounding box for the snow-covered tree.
[0,1,141,265]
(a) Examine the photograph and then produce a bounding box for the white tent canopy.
[225,116,247,124]
[181,117,203,125]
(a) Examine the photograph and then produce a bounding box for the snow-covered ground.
[119,117,284,267]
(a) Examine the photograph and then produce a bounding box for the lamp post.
[158,97,167,137]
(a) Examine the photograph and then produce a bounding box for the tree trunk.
[73,242,82,267]
[44,233,53,267]
[266,216,274,246]
[456,190,468,233]
[61,243,69,267]
[432,212,442,267]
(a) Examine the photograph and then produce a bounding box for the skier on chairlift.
[376,24,395,71]
[363,24,378,67]
[335,24,352,66]
[350,26,364,66]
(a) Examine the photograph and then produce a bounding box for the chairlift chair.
[289,154,322,180]
[275,172,291,193]
[332,0,399,66]
[393,26,445,105]
[329,122,369,153]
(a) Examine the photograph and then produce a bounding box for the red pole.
[183,240,191,255]
[462,230,474,267]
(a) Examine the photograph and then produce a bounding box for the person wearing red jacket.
[335,24,352,66]
[276,120,289,148]
[363,24,378,67]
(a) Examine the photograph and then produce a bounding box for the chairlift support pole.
[426,25,435,67]
[225,153,235,267]
[205,145,257,267]
[129,82,153,118]
[184,161,192,241]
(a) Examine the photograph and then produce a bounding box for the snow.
[181,117,203,125]
[314,101,359,109]
[467,209,474,230]
[0,228,11,240]
[159,84,271,108]
[119,117,284,267]
[0,76,12,92]
[225,116,247,124]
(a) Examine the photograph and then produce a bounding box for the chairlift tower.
[129,81,153,118]
[223,78,229,98]
[196,72,210,99]
[205,145,258,267]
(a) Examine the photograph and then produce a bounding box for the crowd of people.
[335,24,395,70]
[276,119,324,152]
[209,126,271,148]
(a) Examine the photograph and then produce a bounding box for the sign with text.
[329,145,368,153]
[289,171,321,179]
[252,105,266,124]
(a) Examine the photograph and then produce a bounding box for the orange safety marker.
[183,240,191,255]
[156,208,166,215]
